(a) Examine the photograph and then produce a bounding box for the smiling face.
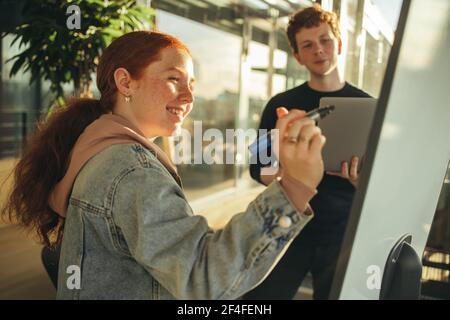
[114,47,195,137]
[293,22,342,78]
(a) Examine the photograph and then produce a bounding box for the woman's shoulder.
[92,143,162,170]
[75,143,166,189]
[72,143,172,204]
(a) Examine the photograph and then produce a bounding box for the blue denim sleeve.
[113,163,313,300]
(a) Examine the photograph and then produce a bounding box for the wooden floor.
[0,225,56,299]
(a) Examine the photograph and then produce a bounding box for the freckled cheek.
[151,81,178,101]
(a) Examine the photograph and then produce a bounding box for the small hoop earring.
[124,95,131,103]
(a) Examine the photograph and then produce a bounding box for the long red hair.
[1,31,190,247]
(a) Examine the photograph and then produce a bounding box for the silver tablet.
[318,97,378,172]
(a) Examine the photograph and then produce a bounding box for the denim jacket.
[56,143,313,299]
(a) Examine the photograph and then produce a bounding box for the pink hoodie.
[48,113,180,217]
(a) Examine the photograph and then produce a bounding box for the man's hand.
[327,156,359,187]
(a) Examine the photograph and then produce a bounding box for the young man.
[244,5,371,300]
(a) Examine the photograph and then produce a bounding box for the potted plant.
[4,0,155,110]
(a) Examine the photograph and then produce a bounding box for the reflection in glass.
[362,32,390,96]
[1,35,38,158]
[157,11,241,200]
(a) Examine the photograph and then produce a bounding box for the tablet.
[318,97,378,172]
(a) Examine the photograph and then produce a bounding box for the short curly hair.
[287,4,341,53]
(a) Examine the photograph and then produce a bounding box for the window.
[157,10,241,200]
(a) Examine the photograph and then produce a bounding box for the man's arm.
[249,98,279,185]
[260,168,283,186]
[260,173,277,186]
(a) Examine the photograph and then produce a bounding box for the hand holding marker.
[248,105,335,157]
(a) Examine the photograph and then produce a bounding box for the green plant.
[4,0,155,109]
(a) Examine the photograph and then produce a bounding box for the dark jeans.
[242,233,343,300]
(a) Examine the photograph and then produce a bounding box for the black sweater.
[250,81,371,244]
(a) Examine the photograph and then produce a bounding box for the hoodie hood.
[48,113,181,217]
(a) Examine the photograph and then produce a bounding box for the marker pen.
[248,105,335,156]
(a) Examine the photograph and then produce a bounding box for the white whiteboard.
[331,0,450,299]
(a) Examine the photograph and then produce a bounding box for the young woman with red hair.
[2,31,326,299]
